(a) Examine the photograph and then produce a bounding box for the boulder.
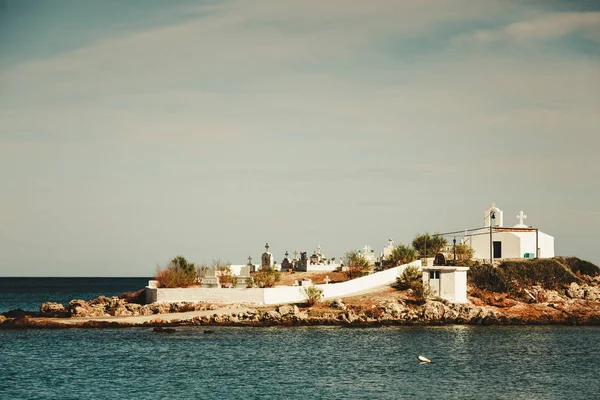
[584,285,600,301]
[278,305,299,316]
[0,315,6,324]
[382,302,404,317]
[330,299,347,310]
[68,300,91,317]
[39,302,68,317]
[262,310,282,322]
[567,282,585,299]
[423,301,445,321]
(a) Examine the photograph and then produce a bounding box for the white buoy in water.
[418,355,431,363]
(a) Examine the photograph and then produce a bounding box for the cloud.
[455,11,600,44]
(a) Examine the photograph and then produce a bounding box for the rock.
[382,302,403,317]
[567,282,585,299]
[277,305,299,316]
[262,310,282,322]
[423,301,445,321]
[344,310,359,323]
[454,303,482,323]
[112,305,133,317]
[0,315,6,324]
[330,299,347,310]
[584,285,600,301]
[3,309,30,318]
[39,302,68,317]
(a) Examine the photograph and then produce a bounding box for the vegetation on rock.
[302,285,324,306]
[468,257,596,296]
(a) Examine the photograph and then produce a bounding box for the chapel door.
[493,241,502,259]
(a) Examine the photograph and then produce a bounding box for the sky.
[1,0,599,276]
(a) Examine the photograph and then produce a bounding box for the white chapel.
[463,203,555,261]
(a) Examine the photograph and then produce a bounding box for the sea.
[1,278,599,399]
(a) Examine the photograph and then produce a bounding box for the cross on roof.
[248,255,252,264]
[285,251,289,258]
[517,210,527,226]
[491,201,496,208]
[265,242,270,252]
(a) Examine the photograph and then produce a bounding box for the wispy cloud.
[455,11,600,44]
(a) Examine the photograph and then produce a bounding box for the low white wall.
[146,260,422,305]
[147,287,265,304]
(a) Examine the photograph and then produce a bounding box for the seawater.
[1,326,599,399]
[1,279,600,399]
[0,277,149,313]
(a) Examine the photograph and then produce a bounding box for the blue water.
[0,277,149,313]
[0,326,599,399]
[1,279,600,399]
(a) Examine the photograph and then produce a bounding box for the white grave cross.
[517,211,527,226]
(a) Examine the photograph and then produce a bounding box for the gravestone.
[281,251,293,272]
[202,267,220,288]
[237,265,251,288]
[297,251,309,271]
[261,242,274,269]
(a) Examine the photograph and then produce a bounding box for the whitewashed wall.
[145,260,422,305]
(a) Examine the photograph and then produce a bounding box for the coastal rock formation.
[40,302,68,318]
[567,282,586,299]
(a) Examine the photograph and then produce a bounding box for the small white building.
[422,265,469,303]
[463,203,555,261]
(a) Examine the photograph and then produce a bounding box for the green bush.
[395,265,422,290]
[302,286,324,306]
[468,263,512,293]
[154,255,197,288]
[344,251,372,279]
[555,257,600,277]
[410,281,430,305]
[412,233,447,258]
[386,245,418,268]
[468,258,580,294]
[250,267,281,288]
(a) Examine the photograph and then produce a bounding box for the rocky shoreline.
[1,281,600,329]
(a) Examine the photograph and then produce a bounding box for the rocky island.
[1,257,599,329]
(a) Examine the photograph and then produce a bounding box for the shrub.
[385,245,418,268]
[395,265,422,290]
[468,263,512,293]
[213,260,237,288]
[410,280,430,305]
[468,258,579,294]
[302,286,324,306]
[154,256,197,288]
[344,251,372,279]
[555,257,600,277]
[250,267,281,288]
[454,244,474,261]
[412,233,447,258]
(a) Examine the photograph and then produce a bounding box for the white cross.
[517,210,527,226]
[324,276,330,284]
[491,201,496,208]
